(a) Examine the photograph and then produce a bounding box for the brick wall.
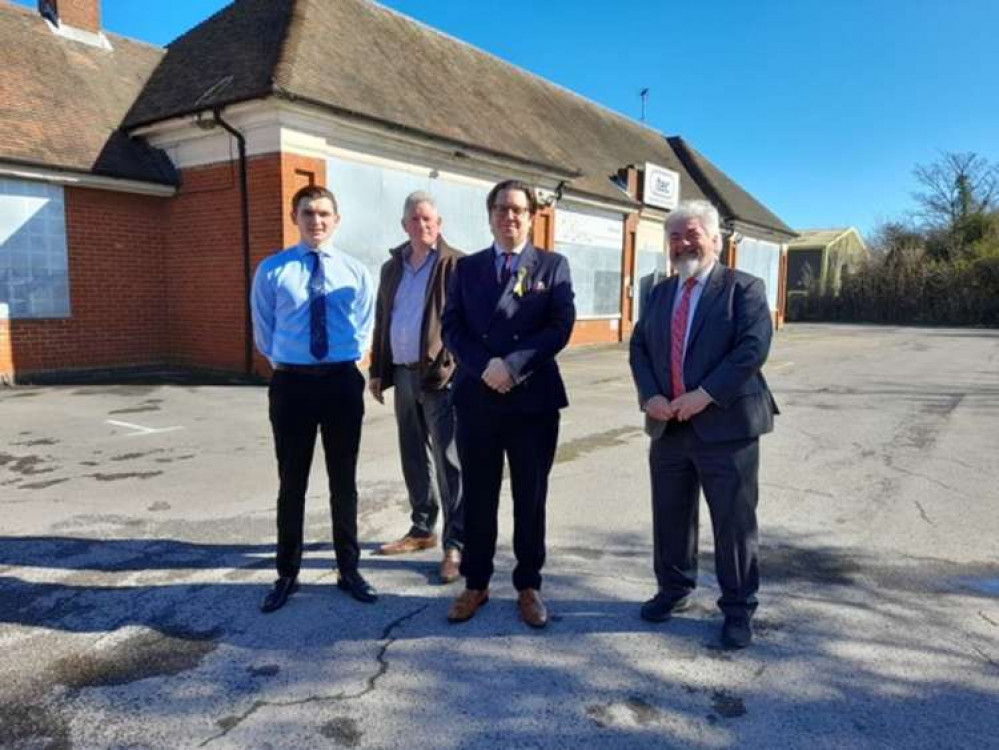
[8,187,168,375]
[569,318,621,346]
[56,0,100,32]
[0,306,12,384]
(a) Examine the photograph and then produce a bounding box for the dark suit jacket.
[629,264,778,443]
[369,238,463,391]
[442,243,575,414]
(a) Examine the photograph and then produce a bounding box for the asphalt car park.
[1,324,997,749]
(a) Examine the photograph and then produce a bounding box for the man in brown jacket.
[369,191,464,582]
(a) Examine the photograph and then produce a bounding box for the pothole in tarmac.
[0,703,71,750]
[319,716,362,746]
[47,625,220,689]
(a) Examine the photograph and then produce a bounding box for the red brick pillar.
[0,303,13,385]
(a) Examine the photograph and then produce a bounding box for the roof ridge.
[163,0,240,48]
[366,0,668,142]
[667,135,736,217]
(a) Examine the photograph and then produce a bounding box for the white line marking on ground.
[105,420,185,436]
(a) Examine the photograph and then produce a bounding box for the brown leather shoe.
[517,589,548,629]
[447,588,488,623]
[378,533,438,555]
[439,548,461,584]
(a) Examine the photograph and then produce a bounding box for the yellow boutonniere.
[513,267,529,298]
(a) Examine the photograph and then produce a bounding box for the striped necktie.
[308,251,328,361]
[499,252,514,286]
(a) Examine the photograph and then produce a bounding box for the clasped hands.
[482,357,515,394]
[644,389,711,422]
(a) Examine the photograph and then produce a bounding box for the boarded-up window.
[554,206,623,317]
[326,155,493,288]
[736,237,781,309]
[0,179,69,319]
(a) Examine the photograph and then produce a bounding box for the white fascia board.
[132,99,568,190]
[0,162,175,197]
[638,206,669,223]
[130,100,283,169]
[557,191,632,216]
[272,100,569,188]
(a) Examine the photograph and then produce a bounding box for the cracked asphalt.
[1,323,997,749]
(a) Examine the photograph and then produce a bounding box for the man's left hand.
[482,357,514,393]
[670,388,712,421]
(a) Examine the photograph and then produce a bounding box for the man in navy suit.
[629,199,778,649]
[441,179,575,629]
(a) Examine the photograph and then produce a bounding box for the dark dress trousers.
[441,243,575,591]
[629,264,778,617]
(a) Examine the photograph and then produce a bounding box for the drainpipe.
[211,108,253,376]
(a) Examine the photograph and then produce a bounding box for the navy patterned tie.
[308,251,328,361]
[499,252,514,286]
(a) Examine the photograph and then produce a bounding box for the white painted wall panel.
[635,218,667,322]
[736,237,781,311]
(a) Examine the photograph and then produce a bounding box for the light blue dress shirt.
[251,240,374,364]
[390,247,437,365]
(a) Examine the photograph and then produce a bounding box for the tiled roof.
[125,0,709,206]
[667,136,795,236]
[0,2,176,184]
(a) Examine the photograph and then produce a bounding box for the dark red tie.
[670,277,698,399]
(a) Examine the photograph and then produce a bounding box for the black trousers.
[649,421,760,617]
[455,406,559,591]
[268,365,364,578]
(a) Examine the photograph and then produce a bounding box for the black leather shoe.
[260,576,298,613]
[337,569,378,603]
[721,616,753,649]
[640,592,691,623]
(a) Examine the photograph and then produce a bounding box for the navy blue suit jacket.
[629,264,778,442]
[442,243,575,414]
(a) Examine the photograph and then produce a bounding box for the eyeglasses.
[491,204,531,217]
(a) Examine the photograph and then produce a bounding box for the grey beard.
[675,257,701,281]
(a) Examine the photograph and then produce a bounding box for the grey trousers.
[393,366,463,550]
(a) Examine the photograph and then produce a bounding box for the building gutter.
[209,108,254,377]
[0,160,176,197]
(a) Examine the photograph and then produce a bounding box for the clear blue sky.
[17,0,999,237]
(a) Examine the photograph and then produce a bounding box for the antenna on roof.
[639,88,649,123]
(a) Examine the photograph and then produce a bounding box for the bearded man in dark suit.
[629,199,778,649]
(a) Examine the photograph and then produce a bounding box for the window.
[736,237,780,309]
[325,155,493,288]
[554,206,623,317]
[0,179,69,319]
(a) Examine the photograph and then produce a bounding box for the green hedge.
[789,251,999,326]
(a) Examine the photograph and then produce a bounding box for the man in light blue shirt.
[251,185,377,612]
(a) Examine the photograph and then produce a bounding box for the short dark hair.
[290,185,338,215]
[486,180,538,216]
